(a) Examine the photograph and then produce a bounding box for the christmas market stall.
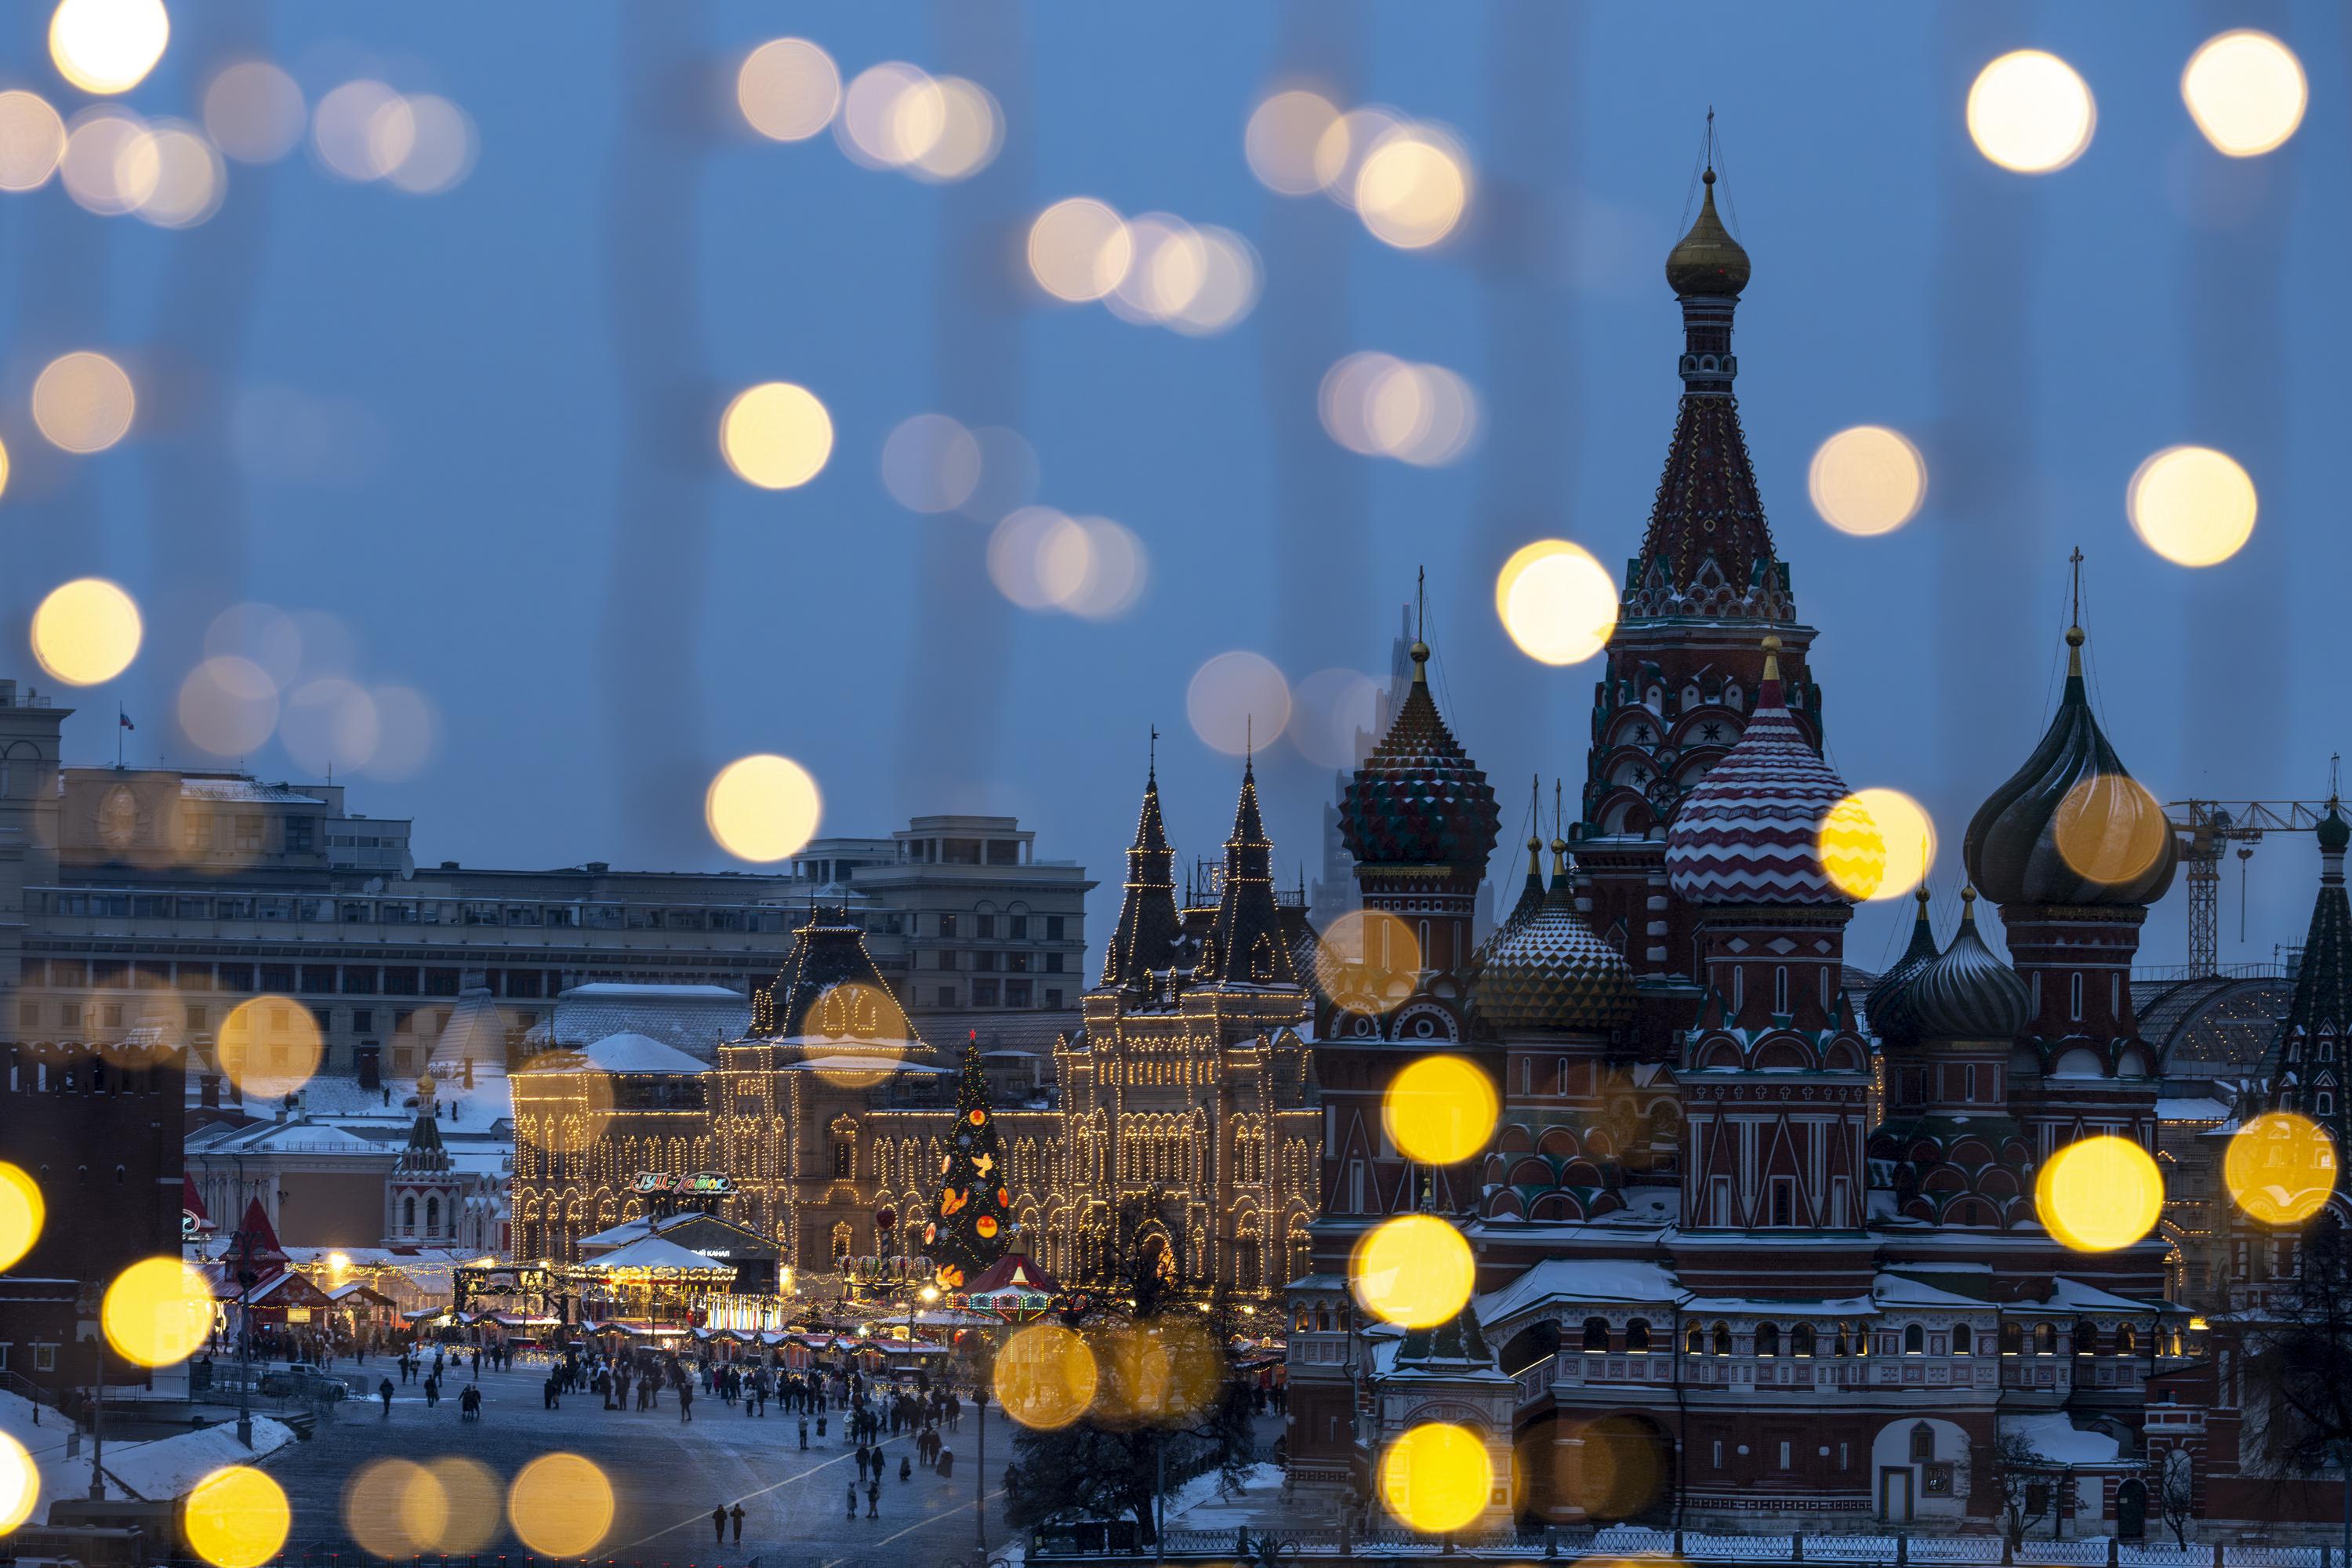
[571,1233,735,1327]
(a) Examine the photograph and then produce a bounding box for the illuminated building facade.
[1287,170,2196,1538]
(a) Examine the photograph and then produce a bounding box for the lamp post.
[972,1379,990,1555]
[232,1219,258,1449]
[86,1330,105,1500]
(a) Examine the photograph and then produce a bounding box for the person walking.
[816,1410,827,1442]
[866,1480,879,1519]
[711,1504,728,1546]
[844,1480,857,1521]
[680,1382,694,1423]
[424,1375,439,1410]
[729,1504,744,1545]
[937,1443,953,1481]
[379,1377,394,1417]
[898,1454,912,1484]
[797,1416,808,1450]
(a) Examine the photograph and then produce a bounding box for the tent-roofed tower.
[1200,754,1298,988]
[2267,798,2352,1145]
[1571,147,1827,1061]
[1101,737,1182,994]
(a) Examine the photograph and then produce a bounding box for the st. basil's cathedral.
[1279,166,2236,1537]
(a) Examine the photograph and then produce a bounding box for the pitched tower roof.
[1102,743,1181,988]
[752,906,928,1051]
[1200,756,1298,989]
[1338,630,1501,873]
[2271,800,2352,1112]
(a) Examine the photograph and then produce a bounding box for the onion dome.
[2321,801,2350,855]
[1665,168,1750,298]
[1666,636,1878,905]
[1904,889,2032,1042]
[1338,638,1501,871]
[1962,624,2178,908]
[1866,886,1940,1046]
[1472,844,1637,1033]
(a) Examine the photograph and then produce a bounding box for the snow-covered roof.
[564,983,749,1000]
[774,1054,948,1075]
[575,1216,658,1250]
[2004,1412,2125,1467]
[530,1032,712,1076]
[184,1119,394,1158]
[180,777,319,804]
[2156,1095,2232,1123]
[546,984,751,1065]
[2035,1276,2176,1316]
[577,1235,735,1273]
[1477,1258,1681,1327]
[1874,1272,1994,1310]
[1683,1294,1876,1317]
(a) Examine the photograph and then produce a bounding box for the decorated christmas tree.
[927,1033,1011,1290]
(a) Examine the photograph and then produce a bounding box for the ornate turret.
[1200,756,1297,988]
[1338,635,1501,873]
[1866,887,1940,1046]
[1473,841,1637,1034]
[2269,797,2352,1145]
[753,905,926,1050]
[1102,739,1181,989]
[1666,637,1879,906]
[1963,622,2177,910]
[1906,890,2033,1043]
[1664,166,1751,299]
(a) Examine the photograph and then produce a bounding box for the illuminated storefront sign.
[631,1171,734,1196]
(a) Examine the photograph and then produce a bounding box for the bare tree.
[2245,1219,2352,1474]
[2155,1450,2194,1548]
[1990,1432,2053,1550]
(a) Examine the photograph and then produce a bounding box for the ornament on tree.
[929,1032,1012,1288]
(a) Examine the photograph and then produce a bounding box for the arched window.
[1755,1322,1780,1358]
[1904,1323,1925,1355]
[1951,1323,1974,1356]
[402,1195,416,1229]
[1626,1319,1651,1353]
[1582,1317,1610,1353]
[425,1196,440,1235]
[2073,1319,2099,1356]
[1910,1423,1935,1464]
[1712,1322,1731,1357]
[2115,1325,2137,1357]
[1831,1321,1850,1357]
[1686,1323,1705,1356]
[2069,972,2084,1022]
[2001,1322,2023,1356]
[2033,1323,2056,1356]
[1773,967,1789,1014]
[1792,1323,1816,1358]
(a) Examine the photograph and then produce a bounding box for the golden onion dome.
[1664,169,1750,298]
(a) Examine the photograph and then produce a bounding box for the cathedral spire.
[1101,739,1181,988]
[2270,793,2352,1143]
[1202,754,1297,988]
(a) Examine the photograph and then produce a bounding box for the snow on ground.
[2,1390,296,1523]
[1163,1462,1287,1526]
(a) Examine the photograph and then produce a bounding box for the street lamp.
[971,1377,990,1555]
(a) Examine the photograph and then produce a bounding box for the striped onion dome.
[1472,852,1637,1033]
[1665,636,1881,905]
[1904,888,2031,1042]
[1866,887,1940,1046]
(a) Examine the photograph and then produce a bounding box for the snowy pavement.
[2,1389,296,1522]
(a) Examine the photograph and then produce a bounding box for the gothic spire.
[1101,741,1181,988]
[1201,754,1297,988]
[2270,797,2352,1138]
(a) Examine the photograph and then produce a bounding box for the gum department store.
[510,174,2342,1537]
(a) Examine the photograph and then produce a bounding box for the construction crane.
[2168,757,2341,974]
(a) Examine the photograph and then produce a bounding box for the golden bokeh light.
[2052,771,2170,889]
[1061,516,1147,620]
[0,1430,35,1534]
[1106,212,1208,326]
[1383,1054,1498,1166]
[1312,105,1403,209]
[1090,1319,1223,1428]
[281,679,380,775]
[1966,50,2095,174]
[837,62,946,171]
[383,94,475,195]
[1355,124,1471,249]
[311,80,405,182]
[883,413,984,514]
[183,1467,289,1568]
[739,38,840,143]
[1494,539,1617,667]
[2224,1111,2337,1228]
[33,349,136,453]
[49,0,169,96]
[2183,31,2305,158]
[220,995,325,1099]
[0,91,69,191]
[1350,1214,1475,1328]
[1319,908,1425,1018]
[1245,89,1340,196]
[423,1457,501,1555]
[1287,666,1379,770]
[1319,353,1478,466]
[1167,226,1261,336]
[101,1255,216,1368]
[31,577,142,686]
[343,1458,447,1559]
[1808,425,1926,537]
[987,506,1091,612]
[1186,649,1291,757]
[1824,787,1933,902]
[720,382,833,490]
[130,121,226,229]
[204,62,305,164]
[179,656,281,757]
[1029,197,1132,303]
[910,76,1001,182]
[993,1323,1099,1431]
[60,107,154,215]
[506,1454,614,1558]
[2036,1134,2163,1251]
[2128,445,2256,568]
[706,753,823,863]
[1379,1422,1492,1534]
[0,1162,43,1272]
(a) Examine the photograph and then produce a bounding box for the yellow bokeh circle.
[720,382,833,490]
[0,1429,37,1534]
[506,1453,614,1558]
[1351,1214,1475,1328]
[2036,1134,2163,1251]
[1966,50,2096,175]
[705,753,822,863]
[425,1457,502,1555]
[1355,127,1470,250]
[182,1466,289,1568]
[2051,773,2169,890]
[1382,1055,1498,1166]
[31,577,142,686]
[1318,908,1424,1016]
[102,1254,216,1367]
[49,0,169,97]
[220,995,324,1100]
[1495,539,1617,667]
[0,1161,45,1272]
[2128,445,2256,568]
[343,1457,448,1559]
[2182,31,2306,158]
[1808,425,1926,537]
[1379,1422,1492,1534]
[2224,1111,2337,1227]
[1028,197,1132,303]
[993,1323,1100,1431]
[1089,1320,1223,1428]
[1816,791,1890,902]
[1821,787,1934,903]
